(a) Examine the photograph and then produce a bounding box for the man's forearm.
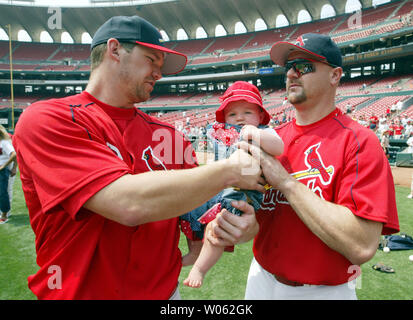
[281,178,383,265]
[85,158,246,226]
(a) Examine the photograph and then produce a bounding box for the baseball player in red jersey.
[12,16,263,300]
[240,33,399,299]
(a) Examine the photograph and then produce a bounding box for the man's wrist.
[220,158,239,188]
[241,221,259,244]
[278,176,298,199]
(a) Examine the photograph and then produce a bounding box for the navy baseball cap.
[270,33,342,68]
[91,15,187,75]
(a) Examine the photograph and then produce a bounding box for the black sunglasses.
[285,58,338,77]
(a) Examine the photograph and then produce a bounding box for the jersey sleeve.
[14,103,132,219]
[336,132,399,235]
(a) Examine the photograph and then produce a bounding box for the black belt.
[273,274,305,287]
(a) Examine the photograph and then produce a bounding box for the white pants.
[245,258,357,300]
[169,285,181,300]
[8,174,15,206]
[6,173,15,217]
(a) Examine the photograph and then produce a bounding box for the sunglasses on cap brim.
[284,58,339,77]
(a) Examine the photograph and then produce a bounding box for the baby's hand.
[240,125,261,147]
[241,125,284,157]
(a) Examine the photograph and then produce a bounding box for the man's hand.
[239,141,292,192]
[206,200,259,247]
[226,148,266,192]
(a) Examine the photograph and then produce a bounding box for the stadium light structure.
[6,24,14,131]
[0,0,177,7]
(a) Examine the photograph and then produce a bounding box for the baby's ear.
[259,111,265,124]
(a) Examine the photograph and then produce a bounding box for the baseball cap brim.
[136,41,187,75]
[270,41,327,67]
[216,96,271,125]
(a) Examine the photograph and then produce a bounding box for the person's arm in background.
[9,154,17,177]
[0,150,16,172]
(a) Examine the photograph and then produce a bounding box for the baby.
[180,81,284,288]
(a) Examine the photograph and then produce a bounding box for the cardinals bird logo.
[260,142,333,210]
[292,142,334,185]
[142,146,167,171]
[295,35,307,47]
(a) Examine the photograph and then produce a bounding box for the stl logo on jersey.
[142,146,167,171]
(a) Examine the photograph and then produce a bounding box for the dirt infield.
[392,166,413,188]
[196,152,412,188]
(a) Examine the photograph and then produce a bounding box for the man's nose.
[153,66,162,80]
[286,66,300,78]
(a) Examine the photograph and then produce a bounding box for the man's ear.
[330,67,343,87]
[106,38,121,62]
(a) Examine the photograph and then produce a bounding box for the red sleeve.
[14,103,132,219]
[336,131,399,235]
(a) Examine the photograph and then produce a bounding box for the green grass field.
[1,174,412,300]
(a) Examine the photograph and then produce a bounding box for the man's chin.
[288,94,306,105]
[136,92,151,103]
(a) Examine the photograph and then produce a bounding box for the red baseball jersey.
[392,124,404,135]
[13,91,197,299]
[254,108,399,285]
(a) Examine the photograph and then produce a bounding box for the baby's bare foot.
[183,265,205,288]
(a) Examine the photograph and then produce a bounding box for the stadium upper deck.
[0,0,412,72]
[0,0,412,129]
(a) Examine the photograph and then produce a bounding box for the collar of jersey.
[82,91,137,120]
[292,108,342,133]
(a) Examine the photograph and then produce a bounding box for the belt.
[273,274,305,287]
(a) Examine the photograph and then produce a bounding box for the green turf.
[179,186,413,300]
[356,185,413,300]
[179,240,254,300]
[0,174,412,300]
[0,173,37,300]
